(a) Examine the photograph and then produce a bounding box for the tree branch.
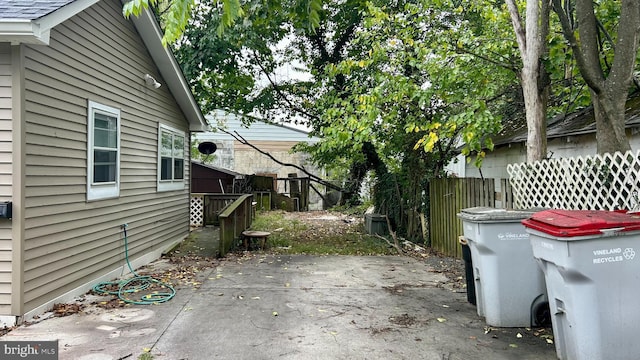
[251,50,322,122]
[374,233,403,255]
[505,0,527,58]
[308,28,331,73]
[331,22,359,63]
[218,127,344,192]
[551,0,605,93]
[309,182,330,205]
[455,46,518,72]
[606,0,640,93]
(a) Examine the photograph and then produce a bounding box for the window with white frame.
[158,124,186,191]
[87,101,120,201]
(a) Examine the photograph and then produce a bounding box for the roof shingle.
[0,1,75,20]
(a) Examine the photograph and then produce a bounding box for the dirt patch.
[389,313,418,326]
[418,249,467,290]
[281,210,364,241]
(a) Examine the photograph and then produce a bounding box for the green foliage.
[173,0,321,116]
[329,202,372,216]
[313,1,512,172]
[163,0,635,238]
[137,352,154,360]
[218,0,246,35]
[123,0,244,46]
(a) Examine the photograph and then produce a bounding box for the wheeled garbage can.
[523,209,640,360]
[458,207,548,327]
[459,236,476,305]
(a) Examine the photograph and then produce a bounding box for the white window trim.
[157,123,187,192]
[87,100,121,201]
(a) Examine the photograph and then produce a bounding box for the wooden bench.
[242,230,271,250]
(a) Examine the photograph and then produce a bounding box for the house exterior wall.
[0,43,13,314]
[198,115,325,210]
[465,131,640,180]
[208,139,234,170]
[233,140,314,180]
[465,143,527,179]
[233,141,324,210]
[18,0,190,315]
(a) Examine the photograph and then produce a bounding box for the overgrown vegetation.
[248,211,395,256]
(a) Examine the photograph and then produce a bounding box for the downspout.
[10,44,25,323]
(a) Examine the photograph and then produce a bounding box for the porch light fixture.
[144,74,161,89]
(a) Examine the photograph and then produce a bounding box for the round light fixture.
[198,142,217,155]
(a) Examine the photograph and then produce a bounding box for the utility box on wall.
[365,214,387,235]
[0,201,11,219]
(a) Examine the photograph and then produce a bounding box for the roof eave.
[0,1,207,132]
[0,0,100,45]
[0,21,49,45]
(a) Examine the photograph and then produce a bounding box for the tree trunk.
[507,0,550,163]
[592,89,632,154]
[552,0,640,154]
[341,141,388,205]
[522,67,548,162]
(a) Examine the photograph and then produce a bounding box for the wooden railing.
[218,194,254,256]
[191,193,246,226]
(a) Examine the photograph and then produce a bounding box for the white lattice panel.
[507,150,640,211]
[190,195,204,227]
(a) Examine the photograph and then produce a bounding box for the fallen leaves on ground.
[52,302,85,317]
[92,298,128,309]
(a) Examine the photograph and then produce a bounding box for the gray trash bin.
[523,209,640,360]
[365,214,388,235]
[458,207,548,327]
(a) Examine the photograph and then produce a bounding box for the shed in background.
[191,161,245,194]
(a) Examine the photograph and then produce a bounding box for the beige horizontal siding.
[0,42,12,313]
[21,0,191,312]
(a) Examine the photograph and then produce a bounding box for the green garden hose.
[92,224,176,305]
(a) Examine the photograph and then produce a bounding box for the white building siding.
[466,131,640,181]
[205,110,319,143]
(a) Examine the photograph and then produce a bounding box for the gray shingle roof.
[493,94,640,147]
[0,1,75,20]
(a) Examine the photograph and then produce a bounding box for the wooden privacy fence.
[429,178,513,258]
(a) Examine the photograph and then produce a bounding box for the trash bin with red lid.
[457,207,549,327]
[523,209,640,360]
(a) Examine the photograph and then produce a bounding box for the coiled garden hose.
[92,224,176,305]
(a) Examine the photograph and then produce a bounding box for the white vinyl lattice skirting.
[507,150,640,211]
[190,195,204,227]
